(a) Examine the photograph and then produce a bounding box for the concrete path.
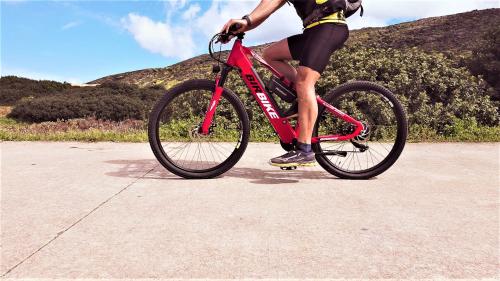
[1,142,498,279]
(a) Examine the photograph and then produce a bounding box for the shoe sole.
[269,161,317,168]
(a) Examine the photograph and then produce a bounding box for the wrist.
[242,14,252,27]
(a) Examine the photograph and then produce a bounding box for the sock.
[297,142,312,153]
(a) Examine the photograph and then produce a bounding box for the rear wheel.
[313,81,408,179]
[148,79,250,179]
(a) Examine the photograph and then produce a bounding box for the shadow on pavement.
[105,159,337,184]
[225,167,334,184]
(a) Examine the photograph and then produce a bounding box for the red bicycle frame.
[201,37,363,144]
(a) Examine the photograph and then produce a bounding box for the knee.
[295,74,312,93]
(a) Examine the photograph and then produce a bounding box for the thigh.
[263,38,293,61]
[299,24,349,74]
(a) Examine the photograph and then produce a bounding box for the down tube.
[240,67,296,143]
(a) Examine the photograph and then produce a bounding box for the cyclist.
[221,0,349,167]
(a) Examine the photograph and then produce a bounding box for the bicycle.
[148,24,408,179]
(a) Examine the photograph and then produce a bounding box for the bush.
[465,28,500,101]
[7,81,165,122]
[219,46,499,137]
[0,76,72,105]
[315,46,499,130]
[8,94,145,122]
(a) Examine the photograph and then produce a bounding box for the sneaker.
[269,150,316,167]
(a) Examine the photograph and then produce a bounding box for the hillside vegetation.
[1,9,499,142]
[91,9,500,91]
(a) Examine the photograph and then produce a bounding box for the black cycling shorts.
[287,23,349,74]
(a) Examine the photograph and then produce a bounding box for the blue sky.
[1,0,498,83]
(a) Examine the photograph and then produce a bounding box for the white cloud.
[192,0,499,45]
[121,0,498,60]
[348,0,499,29]
[182,4,201,20]
[194,0,301,45]
[121,13,195,59]
[61,21,81,31]
[361,0,498,19]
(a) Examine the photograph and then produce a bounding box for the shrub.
[8,94,145,122]
[7,81,165,123]
[219,46,499,136]
[465,28,500,101]
[0,76,72,105]
[315,46,499,130]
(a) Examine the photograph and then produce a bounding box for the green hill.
[90,8,500,90]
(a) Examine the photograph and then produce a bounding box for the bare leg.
[295,66,320,144]
[264,41,319,145]
[262,39,297,82]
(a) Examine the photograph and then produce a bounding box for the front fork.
[200,66,231,135]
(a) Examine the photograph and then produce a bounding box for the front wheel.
[313,81,408,179]
[148,79,250,179]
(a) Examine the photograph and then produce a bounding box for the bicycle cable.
[209,33,227,66]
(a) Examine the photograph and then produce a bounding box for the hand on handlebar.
[219,19,248,43]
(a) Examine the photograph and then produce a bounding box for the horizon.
[1,0,498,84]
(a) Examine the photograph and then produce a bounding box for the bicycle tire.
[313,81,408,179]
[148,79,250,179]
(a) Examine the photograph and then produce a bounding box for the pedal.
[280,166,297,171]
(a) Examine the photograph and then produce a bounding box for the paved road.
[1,142,499,279]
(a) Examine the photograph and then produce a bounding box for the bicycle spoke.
[154,86,244,173]
[316,87,405,175]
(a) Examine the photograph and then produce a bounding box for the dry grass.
[0,117,148,142]
[21,118,145,133]
[0,106,12,117]
[1,117,499,142]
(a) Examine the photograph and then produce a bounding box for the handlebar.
[209,23,244,67]
[218,23,242,43]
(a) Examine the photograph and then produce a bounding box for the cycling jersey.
[288,0,347,28]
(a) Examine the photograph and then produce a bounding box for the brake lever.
[216,33,231,44]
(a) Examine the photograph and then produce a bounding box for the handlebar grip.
[229,23,242,33]
[218,23,242,43]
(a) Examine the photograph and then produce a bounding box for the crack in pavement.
[1,165,159,277]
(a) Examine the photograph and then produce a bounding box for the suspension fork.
[200,66,231,135]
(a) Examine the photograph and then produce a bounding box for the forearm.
[246,0,287,31]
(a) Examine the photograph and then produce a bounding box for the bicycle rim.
[315,82,407,177]
[151,82,247,175]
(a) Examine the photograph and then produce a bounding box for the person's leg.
[295,66,321,147]
[267,37,319,166]
[294,24,348,149]
[269,24,348,167]
[262,38,297,82]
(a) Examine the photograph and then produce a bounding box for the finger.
[225,20,234,34]
[220,20,230,32]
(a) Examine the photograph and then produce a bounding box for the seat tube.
[200,66,231,135]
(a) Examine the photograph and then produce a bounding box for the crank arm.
[317,151,348,157]
[350,140,369,152]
